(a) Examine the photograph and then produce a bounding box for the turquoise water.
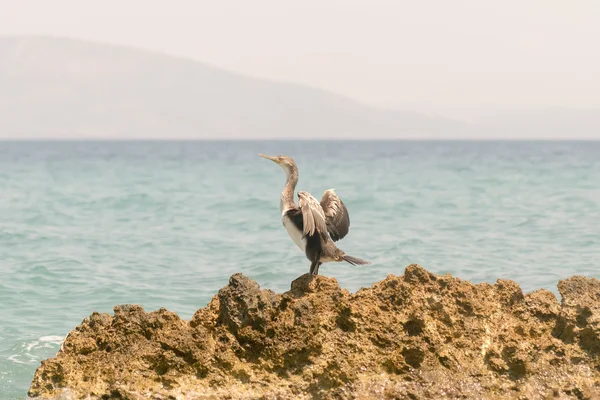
[1,140,599,398]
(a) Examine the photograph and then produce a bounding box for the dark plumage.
[320,189,350,241]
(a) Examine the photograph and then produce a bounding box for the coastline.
[28,265,600,399]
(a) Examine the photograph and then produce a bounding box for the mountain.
[2,36,599,139]
[0,36,468,139]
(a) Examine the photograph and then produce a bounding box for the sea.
[1,140,599,399]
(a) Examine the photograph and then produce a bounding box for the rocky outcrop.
[29,265,600,399]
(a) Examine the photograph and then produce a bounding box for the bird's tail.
[342,254,371,266]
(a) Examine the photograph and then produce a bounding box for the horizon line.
[1,138,599,142]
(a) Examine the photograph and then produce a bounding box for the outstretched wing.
[320,189,350,242]
[297,191,328,239]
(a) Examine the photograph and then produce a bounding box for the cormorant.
[259,154,370,275]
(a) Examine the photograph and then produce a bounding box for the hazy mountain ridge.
[1,36,598,139]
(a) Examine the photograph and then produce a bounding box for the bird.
[259,153,370,275]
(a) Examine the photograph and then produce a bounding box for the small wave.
[25,340,59,352]
[7,353,36,365]
[8,335,64,365]
[7,354,30,365]
[39,335,64,343]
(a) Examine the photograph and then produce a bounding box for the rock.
[28,265,600,399]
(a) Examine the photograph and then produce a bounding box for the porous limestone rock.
[28,265,600,399]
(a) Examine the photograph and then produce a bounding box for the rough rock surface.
[29,265,600,399]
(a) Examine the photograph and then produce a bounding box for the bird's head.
[259,154,297,179]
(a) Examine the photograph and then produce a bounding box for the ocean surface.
[1,140,599,398]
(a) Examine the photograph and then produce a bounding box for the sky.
[1,0,600,120]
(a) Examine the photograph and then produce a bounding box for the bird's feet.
[309,261,322,276]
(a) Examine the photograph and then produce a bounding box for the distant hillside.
[0,36,467,139]
[2,36,599,139]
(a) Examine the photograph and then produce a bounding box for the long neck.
[280,168,298,212]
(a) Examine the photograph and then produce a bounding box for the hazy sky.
[2,0,599,119]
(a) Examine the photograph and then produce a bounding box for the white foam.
[25,337,61,352]
[25,341,38,352]
[8,354,29,364]
[39,335,64,343]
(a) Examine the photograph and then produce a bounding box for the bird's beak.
[259,154,279,163]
